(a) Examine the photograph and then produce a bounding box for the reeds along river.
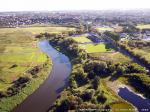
[13,40,71,112]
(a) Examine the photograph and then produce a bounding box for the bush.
[128,74,150,98]
[92,76,100,90]
[81,91,93,102]
[6,77,30,96]
[27,66,42,76]
[0,91,7,98]
[97,93,107,104]
[10,64,18,69]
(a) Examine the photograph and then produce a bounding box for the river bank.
[0,51,52,112]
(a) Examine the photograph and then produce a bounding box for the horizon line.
[0,8,150,13]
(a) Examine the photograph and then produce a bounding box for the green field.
[96,27,114,32]
[89,52,132,64]
[78,43,114,53]
[111,102,134,112]
[0,26,74,111]
[71,34,92,43]
[136,24,150,29]
[0,29,47,91]
[133,47,150,63]
[0,26,75,36]
[72,36,92,43]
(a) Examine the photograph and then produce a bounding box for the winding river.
[13,40,71,112]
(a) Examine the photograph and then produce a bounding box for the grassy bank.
[0,58,52,112]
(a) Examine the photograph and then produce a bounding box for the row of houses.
[119,32,150,41]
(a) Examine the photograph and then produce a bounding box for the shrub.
[97,93,107,104]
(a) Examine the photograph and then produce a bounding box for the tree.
[97,93,107,104]
[81,90,93,102]
[92,76,100,90]
[56,99,70,111]
[104,31,120,41]
[95,61,108,76]
[116,65,126,75]
[84,61,108,76]
[70,80,78,89]
[74,68,88,86]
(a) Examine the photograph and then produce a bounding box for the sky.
[0,0,150,12]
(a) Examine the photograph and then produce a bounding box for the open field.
[72,36,92,43]
[0,26,75,36]
[0,29,47,91]
[0,26,74,111]
[136,24,150,29]
[133,47,150,63]
[78,43,114,53]
[96,27,114,32]
[111,102,134,112]
[89,52,132,64]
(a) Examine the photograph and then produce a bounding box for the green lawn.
[72,34,92,43]
[78,43,114,53]
[72,37,92,43]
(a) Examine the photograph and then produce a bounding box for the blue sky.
[0,0,150,11]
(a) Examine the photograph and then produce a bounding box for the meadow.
[136,24,150,29]
[72,36,92,43]
[96,27,114,32]
[79,43,114,53]
[89,52,132,64]
[0,28,47,92]
[0,26,75,36]
[133,47,150,63]
[0,26,74,111]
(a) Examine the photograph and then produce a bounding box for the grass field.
[89,52,132,64]
[0,26,75,36]
[72,36,92,43]
[0,26,74,111]
[0,29,47,91]
[78,43,114,53]
[133,47,150,63]
[96,27,114,32]
[111,102,134,112]
[136,24,150,29]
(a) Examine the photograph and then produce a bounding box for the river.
[118,87,150,112]
[13,40,72,112]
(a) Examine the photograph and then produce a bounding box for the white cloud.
[0,0,150,11]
